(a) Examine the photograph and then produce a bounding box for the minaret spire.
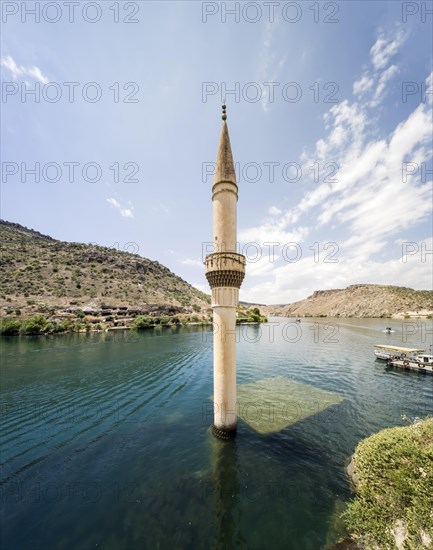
[205,107,246,439]
[214,105,236,186]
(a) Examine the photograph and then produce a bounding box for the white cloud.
[1,55,49,84]
[353,73,374,97]
[106,197,134,218]
[370,29,406,70]
[180,258,203,268]
[370,64,399,107]
[268,206,282,216]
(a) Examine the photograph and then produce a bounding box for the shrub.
[0,319,22,335]
[343,418,433,548]
[132,316,153,329]
[22,315,48,335]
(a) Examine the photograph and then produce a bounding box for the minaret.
[205,105,246,439]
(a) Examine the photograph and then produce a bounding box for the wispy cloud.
[152,201,169,214]
[1,55,49,84]
[257,21,287,112]
[106,197,134,218]
[353,28,407,107]
[370,29,406,70]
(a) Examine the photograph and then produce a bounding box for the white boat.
[373,345,425,361]
[374,345,433,374]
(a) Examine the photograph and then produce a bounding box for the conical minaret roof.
[214,105,237,185]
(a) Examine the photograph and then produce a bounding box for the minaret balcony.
[205,252,245,289]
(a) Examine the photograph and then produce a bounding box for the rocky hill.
[0,220,210,319]
[262,285,433,319]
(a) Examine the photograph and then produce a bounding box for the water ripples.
[1,320,432,549]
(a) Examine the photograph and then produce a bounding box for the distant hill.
[0,220,210,319]
[262,284,433,319]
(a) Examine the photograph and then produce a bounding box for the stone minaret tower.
[205,105,246,439]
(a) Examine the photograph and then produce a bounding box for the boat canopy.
[374,345,425,353]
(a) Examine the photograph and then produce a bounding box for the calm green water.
[1,318,432,549]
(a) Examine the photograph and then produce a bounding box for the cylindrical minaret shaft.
[205,106,245,439]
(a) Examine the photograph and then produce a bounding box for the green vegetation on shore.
[1,307,268,336]
[236,306,268,324]
[0,314,210,335]
[343,417,433,549]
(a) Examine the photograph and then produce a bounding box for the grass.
[343,417,433,549]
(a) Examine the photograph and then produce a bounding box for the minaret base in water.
[205,106,245,440]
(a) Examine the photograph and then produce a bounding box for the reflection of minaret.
[205,105,245,439]
[209,436,243,547]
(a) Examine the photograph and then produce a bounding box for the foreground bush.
[344,418,433,548]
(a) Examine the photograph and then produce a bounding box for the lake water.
[1,318,432,549]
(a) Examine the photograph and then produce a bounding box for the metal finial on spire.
[222,104,227,121]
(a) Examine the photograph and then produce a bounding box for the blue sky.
[1,1,432,304]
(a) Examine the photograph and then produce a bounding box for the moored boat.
[373,345,424,361]
[373,345,433,375]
